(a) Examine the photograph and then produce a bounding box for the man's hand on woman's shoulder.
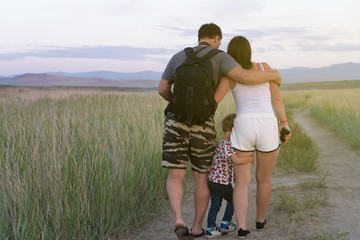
[272,70,282,87]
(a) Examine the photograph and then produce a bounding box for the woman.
[215,36,291,238]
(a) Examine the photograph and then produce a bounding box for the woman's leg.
[255,149,279,223]
[233,151,253,230]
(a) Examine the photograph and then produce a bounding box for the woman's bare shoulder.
[260,62,273,71]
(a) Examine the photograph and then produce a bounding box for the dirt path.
[292,109,360,239]
[126,109,360,240]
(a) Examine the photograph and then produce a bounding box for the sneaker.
[206,227,227,239]
[237,228,250,238]
[255,219,266,231]
[220,221,237,232]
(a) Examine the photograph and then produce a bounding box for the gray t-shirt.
[161,45,239,87]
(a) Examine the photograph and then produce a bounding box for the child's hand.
[230,152,253,165]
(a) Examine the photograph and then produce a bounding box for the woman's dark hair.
[198,23,222,41]
[227,36,252,70]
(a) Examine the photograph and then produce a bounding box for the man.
[158,23,281,240]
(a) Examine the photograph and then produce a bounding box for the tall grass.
[276,111,319,172]
[214,93,236,136]
[281,80,360,91]
[0,87,324,239]
[281,88,360,149]
[308,89,360,148]
[0,91,167,239]
[281,90,313,109]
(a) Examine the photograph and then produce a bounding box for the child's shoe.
[220,221,237,232]
[206,227,227,239]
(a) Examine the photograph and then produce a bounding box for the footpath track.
[125,109,360,239]
[293,110,360,240]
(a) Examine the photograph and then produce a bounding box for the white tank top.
[231,63,274,114]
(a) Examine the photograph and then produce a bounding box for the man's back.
[164,47,221,124]
[162,45,239,87]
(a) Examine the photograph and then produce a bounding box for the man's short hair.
[221,113,236,132]
[198,23,222,41]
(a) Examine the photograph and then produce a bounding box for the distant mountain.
[1,62,359,87]
[279,62,360,83]
[48,62,360,83]
[47,70,162,81]
[0,73,159,88]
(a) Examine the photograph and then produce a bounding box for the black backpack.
[165,47,222,124]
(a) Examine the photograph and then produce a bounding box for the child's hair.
[221,113,236,132]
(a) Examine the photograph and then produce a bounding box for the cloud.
[256,44,286,52]
[296,41,360,51]
[231,27,333,43]
[0,46,175,61]
[158,26,197,37]
[232,27,310,39]
[227,27,353,53]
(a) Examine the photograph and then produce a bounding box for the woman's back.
[231,63,274,114]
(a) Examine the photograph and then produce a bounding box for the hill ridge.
[1,62,359,87]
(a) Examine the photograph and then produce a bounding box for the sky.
[1,0,360,76]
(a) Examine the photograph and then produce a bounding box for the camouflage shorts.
[162,114,217,173]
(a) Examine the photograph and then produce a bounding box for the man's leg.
[187,119,216,235]
[167,168,187,228]
[191,171,210,235]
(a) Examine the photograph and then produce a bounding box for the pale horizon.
[1,0,360,76]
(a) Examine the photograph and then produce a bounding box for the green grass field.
[0,89,168,239]
[281,81,360,149]
[0,80,358,239]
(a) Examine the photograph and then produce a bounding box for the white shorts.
[230,112,280,152]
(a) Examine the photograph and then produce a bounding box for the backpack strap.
[202,49,222,60]
[184,47,222,59]
[184,47,196,58]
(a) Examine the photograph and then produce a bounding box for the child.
[206,114,253,239]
